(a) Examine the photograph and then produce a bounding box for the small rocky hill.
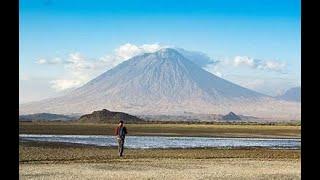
[222,112,241,120]
[78,109,145,123]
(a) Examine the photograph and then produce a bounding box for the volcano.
[20,48,300,120]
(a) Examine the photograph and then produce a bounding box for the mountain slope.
[20,48,300,120]
[276,87,301,102]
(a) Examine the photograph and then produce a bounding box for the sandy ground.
[19,142,301,180]
[19,158,300,180]
[19,141,300,180]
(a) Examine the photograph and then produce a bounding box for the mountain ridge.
[19,113,74,121]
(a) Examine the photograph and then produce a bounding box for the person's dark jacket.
[115,126,128,139]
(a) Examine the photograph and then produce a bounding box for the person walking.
[115,120,128,157]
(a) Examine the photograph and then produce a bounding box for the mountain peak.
[222,112,241,120]
[155,48,182,58]
[158,47,178,53]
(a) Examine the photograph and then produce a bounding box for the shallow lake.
[20,134,300,149]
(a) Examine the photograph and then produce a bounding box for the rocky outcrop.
[78,109,145,123]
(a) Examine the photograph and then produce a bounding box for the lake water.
[19,134,300,149]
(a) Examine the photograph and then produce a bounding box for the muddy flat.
[19,141,300,179]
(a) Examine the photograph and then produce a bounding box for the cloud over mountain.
[36,43,169,91]
[233,56,286,72]
[33,43,291,97]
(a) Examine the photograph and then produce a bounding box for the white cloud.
[175,48,218,67]
[141,44,165,52]
[232,56,286,72]
[205,55,286,78]
[49,52,96,91]
[223,74,300,96]
[99,43,168,70]
[50,57,62,64]
[67,52,83,63]
[203,55,290,96]
[36,58,62,65]
[113,43,166,60]
[50,79,83,91]
[37,44,287,92]
[36,59,47,64]
[114,43,141,60]
[46,43,168,91]
[233,56,258,67]
[263,61,285,72]
[204,63,223,77]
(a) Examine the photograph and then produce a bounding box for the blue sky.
[19,0,301,103]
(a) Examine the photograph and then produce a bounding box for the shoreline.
[19,133,302,139]
[20,138,300,150]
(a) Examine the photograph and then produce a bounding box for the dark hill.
[78,109,145,123]
[222,112,241,120]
